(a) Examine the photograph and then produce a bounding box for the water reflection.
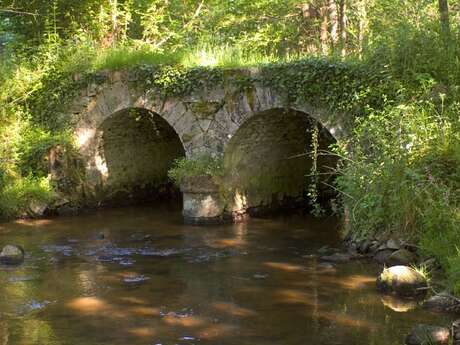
[0,205,451,345]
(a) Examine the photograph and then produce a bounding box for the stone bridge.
[62,69,344,223]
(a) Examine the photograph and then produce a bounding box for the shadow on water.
[0,205,451,345]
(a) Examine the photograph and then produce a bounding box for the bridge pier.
[181,176,227,225]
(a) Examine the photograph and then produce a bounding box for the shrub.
[0,175,55,219]
[168,155,223,186]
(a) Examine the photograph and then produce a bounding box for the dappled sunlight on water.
[211,301,258,317]
[0,205,452,345]
[264,261,307,272]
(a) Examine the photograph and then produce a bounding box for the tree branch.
[0,8,38,16]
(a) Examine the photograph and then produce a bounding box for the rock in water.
[423,293,460,313]
[388,249,418,266]
[405,324,450,345]
[0,245,25,265]
[374,249,395,265]
[376,266,427,297]
[386,238,402,250]
[28,200,48,217]
[320,252,352,263]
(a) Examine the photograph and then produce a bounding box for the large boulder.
[0,245,25,265]
[405,324,450,345]
[376,266,428,297]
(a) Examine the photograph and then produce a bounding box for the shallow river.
[0,204,449,345]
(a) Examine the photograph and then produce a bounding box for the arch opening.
[223,108,338,217]
[96,108,185,206]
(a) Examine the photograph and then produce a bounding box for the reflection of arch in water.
[223,108,338,214]
[94,108,185,204]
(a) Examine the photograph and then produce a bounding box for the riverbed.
[0,204,449,345]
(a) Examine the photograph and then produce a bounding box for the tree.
[438,0,450,43]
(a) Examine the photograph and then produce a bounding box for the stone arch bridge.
[60,69,345,223]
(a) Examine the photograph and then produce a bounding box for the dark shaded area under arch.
[99,108,185,205]
[223,108,338,216]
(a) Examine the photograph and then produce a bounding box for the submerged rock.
[95,232,106,240]
[123,275,150,284]
[423,293,460,313]
[376,266,428,297]
[0,245,25,265]
[388,249,418,266]
[320,252,352,263]
[405,324,450,345]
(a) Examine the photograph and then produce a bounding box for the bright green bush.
[0,175,55,219]
[168,155,224,186]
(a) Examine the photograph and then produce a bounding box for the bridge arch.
[223,107,338,216]
[78,106,185,205]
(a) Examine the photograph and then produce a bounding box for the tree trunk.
[320,2,329,55]
[339,0,347,57]
[438,0,450,43]
[357,0,367,59]
[329,0,339,51]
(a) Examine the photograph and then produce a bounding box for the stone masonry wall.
[66,69,344,206]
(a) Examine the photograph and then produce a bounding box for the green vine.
[307,121,323,217]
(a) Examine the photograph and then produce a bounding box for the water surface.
[0,205,449,345]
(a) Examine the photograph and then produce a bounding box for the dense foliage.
[168,155,224,186]
[1,0,460,292]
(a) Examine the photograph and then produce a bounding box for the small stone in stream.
[119,258,135,266]
[374,249,395,265]
[388,249,418,266]
[368,241,380,254]
[17,300,51,315]
[0,245,25,265]
[358,240,372,254]
[320,253,352,263]
[123,275,150,283]
[423,293,460,313]
[405,324,450,345]
[302,254,316,259]
[129,233,151,242]
[387,238,402,250]
[96,232,105,240]
[253,274,268,279]
[317,245,330,254]
[376,266,428,297]
[179,336,196,341]
[318,262,336,270]
[97,255,115,262]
